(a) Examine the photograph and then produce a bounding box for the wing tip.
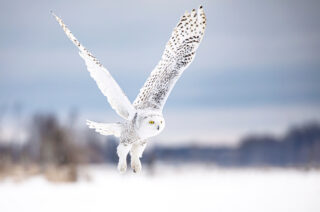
[198,5,205,14]
[86,120,94,128]
[50,10,57,18]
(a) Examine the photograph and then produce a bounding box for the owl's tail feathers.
[86,120,122,137]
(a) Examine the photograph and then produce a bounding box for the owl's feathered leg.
[117,143,131,173]
[130,141,147,173]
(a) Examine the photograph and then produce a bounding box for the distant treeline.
[146,122,320,167]
[1,113,320,180]
[99,122,320,168]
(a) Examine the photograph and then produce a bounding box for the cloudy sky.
[1,0,320,145]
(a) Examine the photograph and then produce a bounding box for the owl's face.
[135,114,165,139]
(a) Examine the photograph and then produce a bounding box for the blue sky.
[1,0,320,145]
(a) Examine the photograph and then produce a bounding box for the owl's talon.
[131,159,142,173]
[118,162,127,173]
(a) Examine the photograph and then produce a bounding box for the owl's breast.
[120,122,141,145]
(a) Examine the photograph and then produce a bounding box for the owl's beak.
[157,125,160,130]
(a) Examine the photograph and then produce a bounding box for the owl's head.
[135,111,165,139]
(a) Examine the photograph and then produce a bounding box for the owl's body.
[87,109,165,172]
[52,6,206,173]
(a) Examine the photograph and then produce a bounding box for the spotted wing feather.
[133,6,206,111]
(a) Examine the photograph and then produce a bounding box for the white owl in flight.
[52,6,206,173]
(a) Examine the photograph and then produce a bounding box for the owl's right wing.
[52,12,135,120]
[133,6,206,111]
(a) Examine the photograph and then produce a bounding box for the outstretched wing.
[86,120,121,137]
[133,6,206,111]
[52,12,135,120]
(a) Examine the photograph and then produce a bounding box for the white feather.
[86,120,121,137]
[52,12,135,120]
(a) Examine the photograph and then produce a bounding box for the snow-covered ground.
[0,165,319,212]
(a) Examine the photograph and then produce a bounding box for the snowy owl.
[52,6,206,173]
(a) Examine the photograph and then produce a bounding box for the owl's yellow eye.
[149,120,154,124]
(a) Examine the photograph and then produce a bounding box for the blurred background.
[0,0,320,212]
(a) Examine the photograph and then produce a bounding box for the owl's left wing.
[133,6,206,111]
